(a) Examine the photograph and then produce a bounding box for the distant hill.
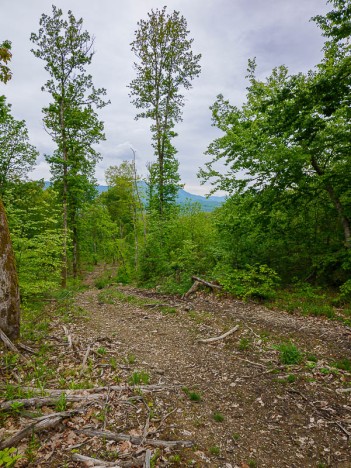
[45,182,226,212]
[97,184,225,212]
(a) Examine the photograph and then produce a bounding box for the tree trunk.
[0,200,20,339]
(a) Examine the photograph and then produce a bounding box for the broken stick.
[0,416,62,449]
[198,324,239,343]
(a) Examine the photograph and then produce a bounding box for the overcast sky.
[1,0,329,195]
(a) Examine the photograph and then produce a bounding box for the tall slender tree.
[31,6,109,286]
[129,6,201,216]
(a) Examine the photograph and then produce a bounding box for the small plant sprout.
[126,354,136,364]
[9,401,24,414]
[209,446,220,456]
[129,371,150,385]
[182,387,201,402]
[96,347,107,356]
[213,411,224,422]
[55,393,67,412]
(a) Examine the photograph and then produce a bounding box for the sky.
[1,0,329,195]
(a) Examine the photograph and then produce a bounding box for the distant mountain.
[45,182,226,212]
[97,184,226,212]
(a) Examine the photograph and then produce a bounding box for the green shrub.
[277,342,303,365]
[215,264,280,300]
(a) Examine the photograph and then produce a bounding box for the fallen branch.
[192,276,222,290]
[80,344,91,376]
[77,428,194,448]
[62,325,73,348]
[336,388,351,394]
[1,393,104,411]
[0,328,22,356]
[144,449,152,468]
[32,407,86,421]
[17,343,36,354]
[0,416,62,449]
[198,325,239,343]
[183,276,222,299]
[18,384,177,396]
[72,453,145,467]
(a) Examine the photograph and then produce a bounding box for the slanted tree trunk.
[0,199,20,339]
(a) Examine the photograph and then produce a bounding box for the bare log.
[0,416,62,449]
[1,393,104,411]
[183,276,222,299]
[183,281,200,299]
[77,428,194,448]
[198,325,239,343]
[192,276,222,290]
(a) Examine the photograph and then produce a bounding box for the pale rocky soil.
[2,267,351,468]
[71,270,351,467]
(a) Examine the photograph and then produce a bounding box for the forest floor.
[1,266,351,467]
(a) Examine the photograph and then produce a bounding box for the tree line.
[1,0,351,339]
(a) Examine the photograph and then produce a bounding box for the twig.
[62,325,72,348]
[103,386,111,430]
[198,325,239,343]
[334,421,351,439]
[144,449,152,468]
[236,357,267,368]
[80,344,91,376]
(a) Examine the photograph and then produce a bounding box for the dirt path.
[69,271,351,467]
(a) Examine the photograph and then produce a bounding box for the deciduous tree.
[129,6,201,216]
[31,5,109,285]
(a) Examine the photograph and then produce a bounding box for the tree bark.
[0,199,20,339]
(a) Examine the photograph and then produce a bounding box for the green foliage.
[55,393,67,412]
[339,279,351,302]
[0,448,22,467]
[138,205,216,292]
[0,102,38,197]
[277,342,303,365]
[183,387,201,402]
[0,40,12,84]
[215,263,280,300]
[333,358,351,372]
[199,1,351,287]
[129,371,150,385]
